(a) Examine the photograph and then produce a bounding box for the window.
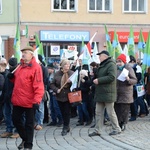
[52,0,77,11]
[89,0,112,12]
[123,0,147,13]
[0,0,2,14]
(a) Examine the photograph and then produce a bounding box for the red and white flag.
[86,31,98,55]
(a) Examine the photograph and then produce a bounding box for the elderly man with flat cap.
[89,50,121,137]
[8,46,44,150]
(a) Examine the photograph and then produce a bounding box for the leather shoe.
[61,127,70,136]
[76,122,84,126]
[47,122,57,126]
[109,131,121,136]
[129,117,136,121]
[18,141,25,149]
[89,132,100,137]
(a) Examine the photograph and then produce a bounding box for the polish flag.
[86,31,98,55]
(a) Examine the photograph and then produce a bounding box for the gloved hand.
[7,73,14,79]
[33,103,39,112]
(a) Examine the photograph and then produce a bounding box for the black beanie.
[8,58,17,67]
[129,55,136,63]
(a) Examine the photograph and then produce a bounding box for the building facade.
[1,0,150,61]
[0,0,18,59]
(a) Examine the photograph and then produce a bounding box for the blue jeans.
[3,102,14,132]
[130,96,147,117]
[77,102,90,122]
[35,100,44,125]
[49,93,62,123]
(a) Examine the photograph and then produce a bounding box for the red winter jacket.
[11,57,44,108]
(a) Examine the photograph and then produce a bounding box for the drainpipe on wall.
[17,0,20,29]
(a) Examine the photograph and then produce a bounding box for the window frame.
[51,0,78,12]
[0,0,2,14]
[88,0,113,13]
[122,0,147,13]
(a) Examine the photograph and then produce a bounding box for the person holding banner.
[50,59,73,136]
[115,54,137,131]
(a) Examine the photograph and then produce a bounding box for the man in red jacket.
[9,46,44,150]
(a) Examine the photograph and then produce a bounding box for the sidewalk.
[0,115,149,150]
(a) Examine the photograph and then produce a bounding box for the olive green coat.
[94,57,117,103]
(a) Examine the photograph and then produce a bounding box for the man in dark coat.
[89,50,121,137]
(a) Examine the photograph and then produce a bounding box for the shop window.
[52,0,77,11]
[88,0,112,12]
[123,0,147,13]
[0,0,2,14]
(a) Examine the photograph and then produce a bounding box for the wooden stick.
[12,64,21,73]
[60,80,69,91]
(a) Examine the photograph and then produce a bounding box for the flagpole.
[12,64,21,73]
[60,80,69,91]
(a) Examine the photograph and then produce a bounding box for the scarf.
[117,65,125,71]
[61,70,69,88]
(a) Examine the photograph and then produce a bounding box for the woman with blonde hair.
[50,59,74,136]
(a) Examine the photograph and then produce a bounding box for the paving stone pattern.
[0,116,150,150]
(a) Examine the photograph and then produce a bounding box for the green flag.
[104,25,113,56]
[35,33,40,47]
[138,29,146,53]
[25,25,28,38]
[112,30,122,59]
[142,31,150,75]
[80,36,85,55]
[35,33,45,63]
[13,24,21,63]
[127,25,135,56]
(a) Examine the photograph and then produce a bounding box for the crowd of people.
[0,47,150,149]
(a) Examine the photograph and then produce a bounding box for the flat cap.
[21,46,34,52]
[97,50,110,56]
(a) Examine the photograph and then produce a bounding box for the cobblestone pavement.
[0,115,150,150]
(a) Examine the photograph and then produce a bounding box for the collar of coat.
[100,57,111,66]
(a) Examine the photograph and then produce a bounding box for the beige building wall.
[20,0,150,25]
[19,0,150,56]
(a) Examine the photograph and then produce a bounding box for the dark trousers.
[49,93,62,123]
[114,103,130,124]
[0,103,3,121]
[44,101,49,123]
[57,101,71,127]
[130,96,147,117]
[12,106,35,149]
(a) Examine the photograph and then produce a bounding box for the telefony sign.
[40,31,90,42]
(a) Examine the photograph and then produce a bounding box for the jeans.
[3,102,14,132]
[49,93,62,123]
[77,102,90,122]
[35,100,44,125]
[130,96,147,117]
[12,106,35,149]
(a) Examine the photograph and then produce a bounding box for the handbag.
[43,90,50,102]
[68,90,82,103]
